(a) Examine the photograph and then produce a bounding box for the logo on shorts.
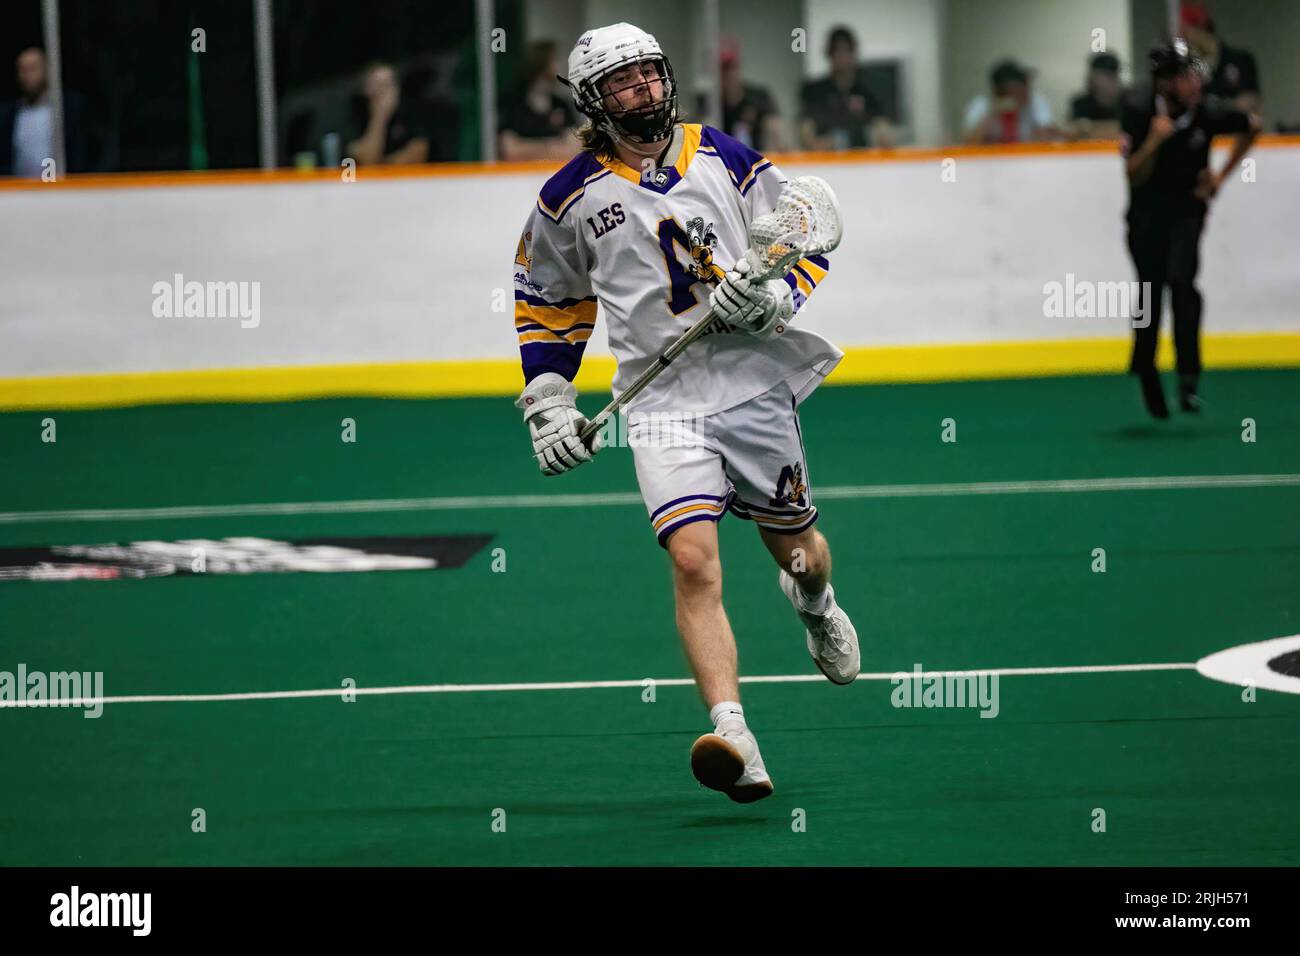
[770,463,807,508]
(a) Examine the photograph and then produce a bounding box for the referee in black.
[1120,38,1260,419]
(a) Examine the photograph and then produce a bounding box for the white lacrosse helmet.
[565,22,678,144]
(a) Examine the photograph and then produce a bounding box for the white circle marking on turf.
[1196,634,1300,696]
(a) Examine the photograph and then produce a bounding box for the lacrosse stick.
[578,175,843,447]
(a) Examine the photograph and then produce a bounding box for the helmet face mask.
[580,55,677,144]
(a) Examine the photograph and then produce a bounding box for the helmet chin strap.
[612,125,675,167]
[613,132,662,156]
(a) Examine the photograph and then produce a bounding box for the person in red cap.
[1181,2,1261,114]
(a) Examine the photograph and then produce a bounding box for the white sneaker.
[779,571,861,685]
[689,719,774,803]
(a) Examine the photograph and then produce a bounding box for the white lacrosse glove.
[708,256,794,339]
[514,372,601,476]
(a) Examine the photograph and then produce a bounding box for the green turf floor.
[1,369,1298,865]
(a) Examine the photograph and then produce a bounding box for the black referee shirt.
[1119,88,1251,228]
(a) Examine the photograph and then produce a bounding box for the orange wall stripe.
[4,136,1296,193]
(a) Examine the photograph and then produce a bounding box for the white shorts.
[629,380,818,548]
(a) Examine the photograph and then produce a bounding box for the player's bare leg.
[667,520,773,802]
[759,525,831,596]
[759,524,861,684]
[666,520,737,707]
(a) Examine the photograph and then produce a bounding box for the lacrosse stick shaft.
[577,305,723,446]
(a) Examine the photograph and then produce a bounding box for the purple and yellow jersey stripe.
[782,253,830,312]
[536,152,612,224]
[514,291,597,342]
[515,291,597,382]
[698,126,774,197]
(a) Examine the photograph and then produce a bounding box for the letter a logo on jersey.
[515,231,533,271]
[771,463,808,508]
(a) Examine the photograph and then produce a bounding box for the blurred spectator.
[1181,2,1260,114]
[0,47,90,176]
[498,41,577,161]
[963,59,1059,144]
[700,38,784,152]
[404,62,461,162]
[347,62,429,165]
[1277,86,1300,134]
[1069,53,1123,139]
[799,26,896,150]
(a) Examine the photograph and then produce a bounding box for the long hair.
[576,119,617,162]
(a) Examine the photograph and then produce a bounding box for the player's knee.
[669,539,719,589]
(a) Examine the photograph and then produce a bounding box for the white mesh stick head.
[746,175,844,281]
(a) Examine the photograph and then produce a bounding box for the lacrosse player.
[511,22,859,803]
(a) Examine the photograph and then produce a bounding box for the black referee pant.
[1127,213,1205,378]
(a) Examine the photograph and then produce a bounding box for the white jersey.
[513,123,842,417]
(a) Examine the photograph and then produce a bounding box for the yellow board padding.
[832,332,1300,383]
[3,332,1298,411]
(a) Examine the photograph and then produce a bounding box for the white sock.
[797,581,832,616]
[709,700,745,729]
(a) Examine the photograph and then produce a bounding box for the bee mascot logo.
[771,463,808,508]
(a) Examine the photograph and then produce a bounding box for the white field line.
[0,661,1196,710]
[1,474,1297,525]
